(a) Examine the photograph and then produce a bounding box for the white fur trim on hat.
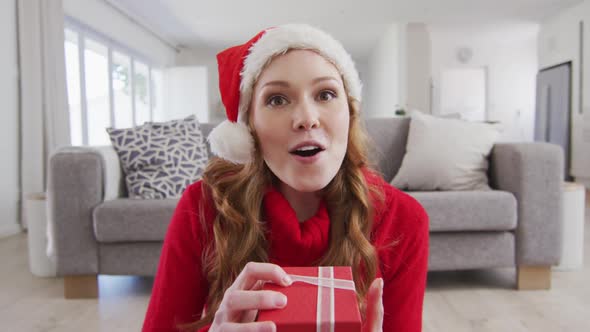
[238,24,362,119]
[210,24,361,165]
[207,120,255,164]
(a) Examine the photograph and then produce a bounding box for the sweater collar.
[263,186,330,266]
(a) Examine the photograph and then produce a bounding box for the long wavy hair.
[180,92,384,330]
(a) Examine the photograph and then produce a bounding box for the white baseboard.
[0,222,23,238]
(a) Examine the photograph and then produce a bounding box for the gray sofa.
[47,117,564,298]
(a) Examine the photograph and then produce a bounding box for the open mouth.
[290,145,325,157]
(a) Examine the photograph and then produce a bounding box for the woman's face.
[250,49,350,193]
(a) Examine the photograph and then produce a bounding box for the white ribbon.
[287,274,356,291]
[288,267,356,332]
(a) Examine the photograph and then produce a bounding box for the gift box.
[257,266,361,332]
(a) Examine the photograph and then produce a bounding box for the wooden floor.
[1,193,588,331]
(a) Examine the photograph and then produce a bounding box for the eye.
[266,95,289,107]
[318,90,336,102]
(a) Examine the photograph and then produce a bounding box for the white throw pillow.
[391,111,502,191]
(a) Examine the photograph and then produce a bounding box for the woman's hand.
[362,278,384,332]
[209,262,293,332]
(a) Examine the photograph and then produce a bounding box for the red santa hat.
[208,24,362,164]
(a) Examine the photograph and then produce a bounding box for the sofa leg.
[517,266,551,290]
[64,275,99,299]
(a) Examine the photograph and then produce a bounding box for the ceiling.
[106,0,583,59]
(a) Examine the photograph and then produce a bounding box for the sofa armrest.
[489,142,564,266]
[47,147,111,275]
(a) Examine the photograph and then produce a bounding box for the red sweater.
[142,171,429,331]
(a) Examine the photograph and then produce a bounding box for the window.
[84,38,110,145]
[64,20,163,146]
[64,29,82,146]
[112,51,133,129]
[134,61,151,126]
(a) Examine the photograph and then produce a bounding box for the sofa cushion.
[407,190,517,232]
[93,199,178,242]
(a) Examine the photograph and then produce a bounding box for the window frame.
[64,16,160,146]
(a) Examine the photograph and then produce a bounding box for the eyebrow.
[261,76,340,88]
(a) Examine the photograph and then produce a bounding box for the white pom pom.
[207,120,255,164]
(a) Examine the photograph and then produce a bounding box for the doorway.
[534,62,572,181]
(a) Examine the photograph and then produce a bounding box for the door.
[534,62,572,180]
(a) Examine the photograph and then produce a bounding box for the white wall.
[429,22,539,142]
[177,48,372,123]
[176,48,224,123]
[355,59,369,90]
[0,0,21,237]
[353,57,370,114]
[159,66,209,123]
[539,0,590,183]
[364,24,403,117]
[405,23,432,114]
[62,0,177,66]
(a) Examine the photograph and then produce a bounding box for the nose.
[292,99,320,131]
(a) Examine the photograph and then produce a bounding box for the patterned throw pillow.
[107,115,209,199]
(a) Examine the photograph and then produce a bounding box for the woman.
[142,24,429,332]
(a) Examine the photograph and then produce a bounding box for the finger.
[241,309,258,324]
[379,278,384,303]
[224,289,288,311]
[366,278,381,308]
[233,262,292,290]
[218,321,276,332]
[370,277,384,301]
[371,278,384,332]
[364,280,378,323]
[251,280,265,291]
[364,278,384,332]
[372,278,383,305]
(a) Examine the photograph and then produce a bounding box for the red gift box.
[257,266,361,332]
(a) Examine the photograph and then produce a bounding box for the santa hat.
[208,23,362,164]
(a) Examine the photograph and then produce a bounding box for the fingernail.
[275,294,287,307]
[379,278,384,288]
[282,275,292,286]
[264,323,276,332]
